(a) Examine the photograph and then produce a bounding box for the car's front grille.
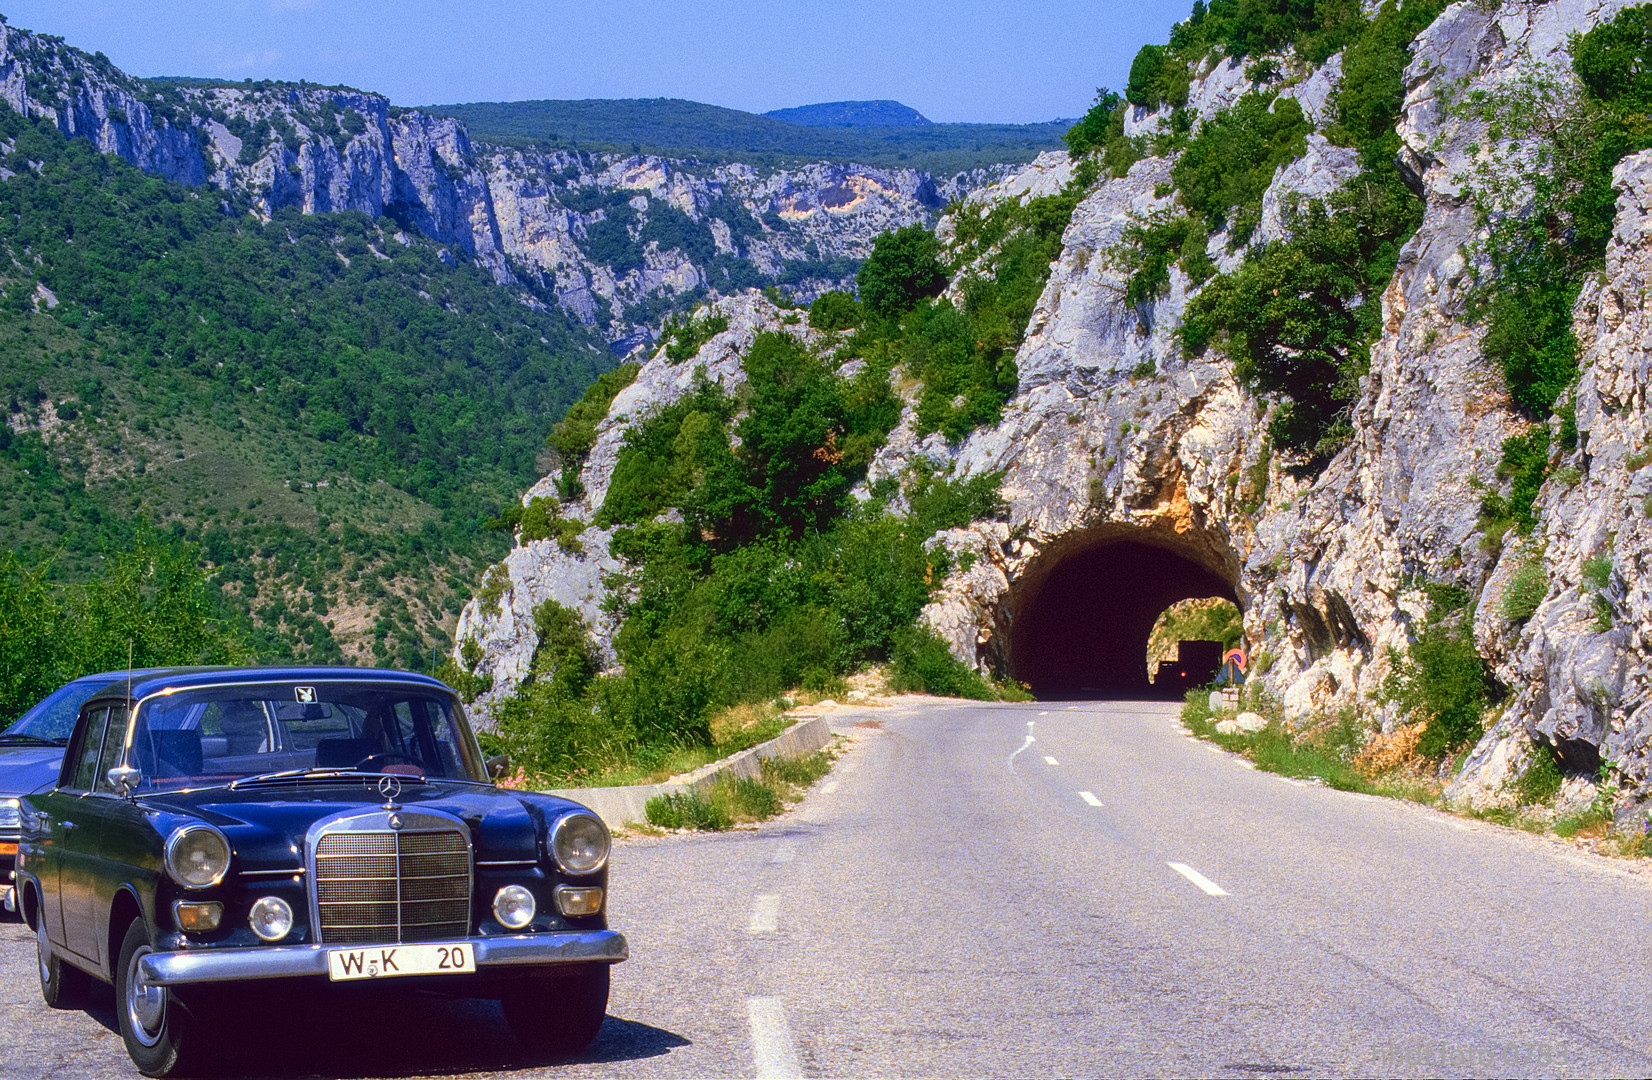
[313,828,471,944]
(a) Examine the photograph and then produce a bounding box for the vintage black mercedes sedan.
[16,667,627,1077]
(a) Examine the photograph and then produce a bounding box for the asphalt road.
[3,698,1650,1079]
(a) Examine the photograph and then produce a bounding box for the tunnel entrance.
[1008,536,1239,699]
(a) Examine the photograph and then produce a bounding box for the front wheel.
[36,909,91,1009]
[502,963,610,1057]
[114,919,214,1078]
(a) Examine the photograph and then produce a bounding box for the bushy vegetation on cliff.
[1082,0,1449,469]
[1461,4,1652,545]
[476,328,1015,781]
[0,103,611,673]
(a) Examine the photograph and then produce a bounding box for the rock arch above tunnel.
[1008,536,1239,698]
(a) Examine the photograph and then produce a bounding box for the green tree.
[856,224,946,321]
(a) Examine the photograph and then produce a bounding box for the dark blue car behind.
[2,669,217,914]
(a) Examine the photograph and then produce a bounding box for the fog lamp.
[493,885,536,929]
[173,900,223,933]
[248,896,293,942]
[554,885,603,917]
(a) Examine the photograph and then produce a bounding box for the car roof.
[84,666,452,703]
[64,666,231,689]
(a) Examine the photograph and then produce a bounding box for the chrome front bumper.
[139,929,628,987]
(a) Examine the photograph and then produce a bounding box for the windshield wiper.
[228,767,429,790]
[0,733,65,747]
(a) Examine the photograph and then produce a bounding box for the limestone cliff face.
[458,0,1652,818]
[0,19,1005,347]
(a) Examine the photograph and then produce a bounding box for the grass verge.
[1181,689,1651,859]
[644,749,837,831]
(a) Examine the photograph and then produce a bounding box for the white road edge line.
[748,996,803,1080]
[1078,790,1103,807]
[820,780,839,794]
[1168,862,1230,896]
[749,894,781,934]
[771,844,796,864]
[1044,756,1059,766]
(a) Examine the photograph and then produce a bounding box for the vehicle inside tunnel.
[1008,538,1239,699]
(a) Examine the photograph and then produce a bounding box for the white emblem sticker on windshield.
[295,686,317,703]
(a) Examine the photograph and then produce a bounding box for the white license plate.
[327,942,474,982]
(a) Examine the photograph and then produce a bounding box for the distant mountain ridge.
[763,100,932,127]
[426,97,1070,174]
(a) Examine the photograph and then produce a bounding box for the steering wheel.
[356,752,423,776]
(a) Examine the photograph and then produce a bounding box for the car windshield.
[4,678,122,743]
[124,681,487,792]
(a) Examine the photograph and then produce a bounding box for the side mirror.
[485,755,511,781]
[107,764,141,797]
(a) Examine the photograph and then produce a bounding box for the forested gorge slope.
[0,13,1025,722]
[0,18,1000,351]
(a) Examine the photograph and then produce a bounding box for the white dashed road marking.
[820,781,838,794]
[749,894,780,934]
[1078,791,1103,807]
[748,997,803,1080]
[1044,756,1059,766]
[771,844,795,864]
[1168,862,1230,896]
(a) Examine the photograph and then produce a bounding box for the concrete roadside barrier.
[541,714,834,830]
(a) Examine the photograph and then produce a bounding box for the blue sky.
[2,1,1191,123]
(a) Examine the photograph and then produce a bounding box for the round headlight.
[164,825,231,889]
[493,885,536,929]
[549,812,609,875]
[248,896,293,942]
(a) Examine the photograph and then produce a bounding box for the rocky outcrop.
[0,19,1011,347]
[459,0,1652,820]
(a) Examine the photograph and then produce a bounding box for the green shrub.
[1382,584,1490,758]
[1479,428,1551,538]
[596,377,736,528]
[547,362,640,498]
[517,496,585,553]
[808,289,862,331]
[903,463,1006,536]
[1499,550,1548,625]
[856,224,946,321]
[1171,93,1311,243]
[1126,44,1191,110]
[1514,742,1564,805]
[889,624,993,700]
[760,749,834,786]
[646,789,732,830]
[662,310,730,363]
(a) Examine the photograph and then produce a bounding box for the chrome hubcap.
[35,916,50,988]
[125,945,165,1047]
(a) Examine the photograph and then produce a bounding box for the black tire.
[114,918,214,1078]
[35,908,91,1010]
[502,963,610,1057]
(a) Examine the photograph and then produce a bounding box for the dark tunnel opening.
[1009,538,1239,699]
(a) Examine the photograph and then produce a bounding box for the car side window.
[93,706,130,793]
[67,706,112,792]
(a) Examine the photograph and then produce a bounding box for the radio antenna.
[126,638,133,709]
